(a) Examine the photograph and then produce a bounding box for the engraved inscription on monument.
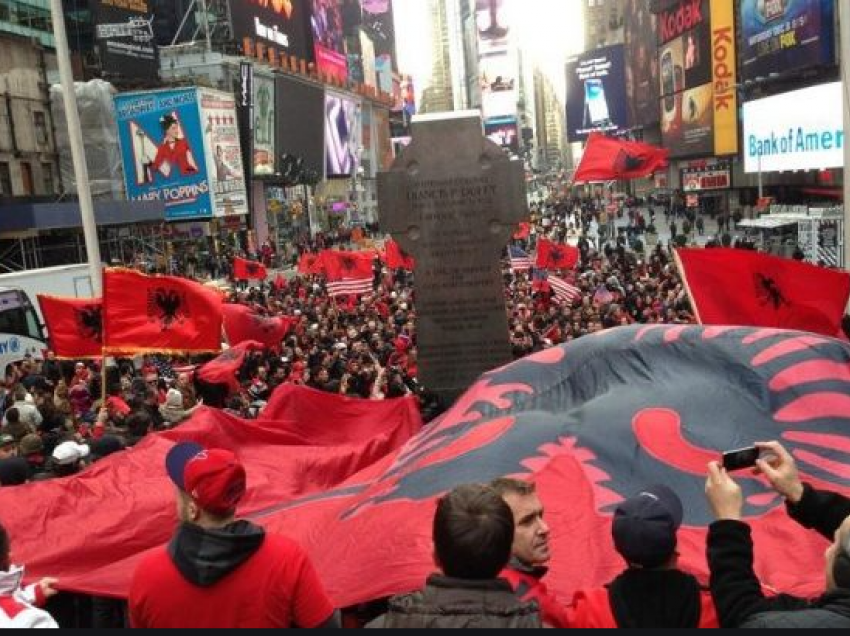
[378,112,528,405]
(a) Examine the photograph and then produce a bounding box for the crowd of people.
[1,194,848,627]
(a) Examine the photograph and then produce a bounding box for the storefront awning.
[738,217,801,230]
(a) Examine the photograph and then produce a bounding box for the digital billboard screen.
[311,0,349,83]
[480,50,518,119]
[658,0,738,159]
[253,74,276,176]
[229,0,314,61]
[623,0,659,127]
[93,0,158,80]
[199,89,249,218]
[743,82,843,174]
[114,88,213,221]
[475,0,510,54]
[362,0,398,72]
[565,44,628,142]
[324,92,361,178]
[740,0,835,81]
[276,76,325,181]
[485,117,520,154]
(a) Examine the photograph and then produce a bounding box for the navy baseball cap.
[612,484,683,569]
[166,442,246,516]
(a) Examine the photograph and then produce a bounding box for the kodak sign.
[712,0,738,155]
[659,0,706,44]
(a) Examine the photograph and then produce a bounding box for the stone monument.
[378,111,528,406]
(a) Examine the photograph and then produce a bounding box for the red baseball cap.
[166,442,246,516]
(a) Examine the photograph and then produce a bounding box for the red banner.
[103,269,223,354]
[198,340,264,393]
[233,257,268,281]
[222,304,296,350]
[384,240,415,271]
[323,251,374,282]
[676,249,850,338]
[297,252,326,276]
[513,222,532,240]
[574,133,668,183]
[37,295,102,359]
[536,239,580,271]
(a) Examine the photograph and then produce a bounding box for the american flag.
[327,278,374,298]
[509,246,533,273]
[549,275,582,305]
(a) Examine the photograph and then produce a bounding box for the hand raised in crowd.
[705,462,743,521]
[38,577,60,599]
[752,441,804,505]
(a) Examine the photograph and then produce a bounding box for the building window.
[0,162,11,196]
[33,111,48,146]
[20,162,33,196]
[42,162,54,195]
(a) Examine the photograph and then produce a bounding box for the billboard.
[253,75,276,176]
[623,0,659,127]
[199,89,249,218]
[276,75,325,181]
[658,0,738,158]
[476,0,510,54]
[373,107,393,170]
[114,89,213,221]
[360,28,377,88]
[681,159,732,191]
[480,50,518,119]
[93,0,158,80]
[311,0,349,83]
[485,117,520,154]
[361,0,398,72]
[565,44,628,142]
[743,82,843,174]
[324,92,361,177]
[740,0,836,81]
[229,0,314,61]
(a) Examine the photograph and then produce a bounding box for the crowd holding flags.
[232,257,268,281]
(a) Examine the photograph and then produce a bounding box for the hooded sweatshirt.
[0,565,58,628]
[129,520,334,628]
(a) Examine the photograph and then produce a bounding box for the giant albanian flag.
[3,327,849,607]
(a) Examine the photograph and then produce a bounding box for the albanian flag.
[384,240,415,271]
[513,222,532,240]
[574,133,668,183]
[536,239,580,271]
[3,326,848,608]
[676,248,850,338]
[198,340,264,393]
[323,250,374,282]
[297,252,326,276]
[37,295,103,359]
[233,257,268,281]
[103,269,223,354]
[222,304,296,350]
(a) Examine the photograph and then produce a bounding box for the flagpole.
[673,249,704,326]
[49,0,103,297]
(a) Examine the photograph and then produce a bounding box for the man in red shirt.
[129,442,339,628]
[492,478,571,628]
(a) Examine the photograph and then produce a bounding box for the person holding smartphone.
[704,441,850,628]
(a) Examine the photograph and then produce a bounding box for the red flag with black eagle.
[513,222,532,240]
[3,327,848,611]
[675,248,850,338]
[103,269,223,354]
[574,133,668,183]
[298,252,326,276]
[233,257,268,281]
[323,250,374,282]
[197,340,265,393]
[222,303,296,350]
[384,240,415,270]
[37,295,103,359]
[536,239,580,271]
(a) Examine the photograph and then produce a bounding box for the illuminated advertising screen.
[311,0,349,83]
[93,0,158,80]
[485,117,519,154]
[743,82,843,174]
[229,0,314,60]
[658,0,738,158]
[480,50,518,119]
[253,75,276,176]
[565,44,628,142]
[324,92,361,177]
[361,0,398,71]
[114,88,213,221]
[740,0,835,81]
[276,76,325,180]
[623,0,659,127]
[199,89,249,218]
[476,0,510,54]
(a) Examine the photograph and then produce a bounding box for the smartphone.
[584,79,610,126]
[722,446,760,472]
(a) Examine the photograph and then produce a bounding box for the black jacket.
[707,485,850,628]
[368,575,542,629]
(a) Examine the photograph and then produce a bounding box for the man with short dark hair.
[128,442,339,629]
[492,478,570,628]
[567,484,718,628]
[371,484,542,628]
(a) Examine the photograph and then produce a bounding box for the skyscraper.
[584,0,624,49]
